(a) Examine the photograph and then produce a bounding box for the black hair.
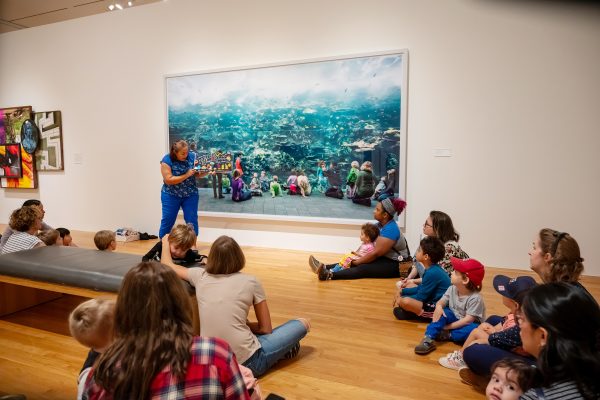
[23,199,41,207]
[419,236,445,264]
[521,282,600,399]
[56,227,71,238]
[490,358,536,393]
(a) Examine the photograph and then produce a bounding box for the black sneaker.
[393,307,417,320]
[437,329,451,342]
[284,343,300,359]
[317,265,332,281]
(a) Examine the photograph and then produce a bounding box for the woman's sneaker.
[309,255,323,273]
[317,265,332,281]
[439,350,466,370]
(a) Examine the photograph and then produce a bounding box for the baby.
[329,223,379,273]
[486,359,535,400]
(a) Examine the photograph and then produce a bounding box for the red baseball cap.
[451,257,485,287]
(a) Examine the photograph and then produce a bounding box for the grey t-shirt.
[441,285,485,322]
[187,268,267,364]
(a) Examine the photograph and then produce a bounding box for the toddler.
[143,223,205,265]
[94,230,117,251]
[372,176,387,199]
[439,275,536,370]
[259,171,269,192]
[69,298,116,400]
[414,257,485,355]
[38,229,62,246]
[345,160,359,198]
[330,223,379,273]
[57,227,78,247]
[270,175,283,197]
[486,359,535,400]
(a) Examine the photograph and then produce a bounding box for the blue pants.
[463,343,536,376]
[242,320,308,377]
[425,307,479,342]
[159,191,199,238]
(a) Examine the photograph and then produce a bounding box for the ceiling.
[0,0,162,34]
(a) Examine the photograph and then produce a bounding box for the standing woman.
[159,140,208,238]
[83,261,249,399]
[309,197,409,280]
[519,282,600,399]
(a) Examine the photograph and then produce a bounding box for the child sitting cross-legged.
[392,236,451,320]
[438,275,537,370]
[328,223,379,273]
[414,257,486,355]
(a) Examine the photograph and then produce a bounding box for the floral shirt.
[440,240,469,275]
[161,153,197,198]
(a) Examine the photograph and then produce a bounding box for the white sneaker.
[438,350,466,370]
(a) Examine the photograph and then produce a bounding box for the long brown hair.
[538,228,584,283]
[93,261,193,399]
[429,210,460,243]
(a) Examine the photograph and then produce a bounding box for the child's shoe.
[438,350,466,370]
[458,367,488,394]
[437,329,451,342]
[317,265,332,281]
[414,337,436,354]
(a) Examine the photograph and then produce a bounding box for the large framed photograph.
[166,50,408,224]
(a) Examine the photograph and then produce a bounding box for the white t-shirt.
[187,268,267,363]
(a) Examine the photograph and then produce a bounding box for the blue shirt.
[161,153,197,198]
[402,264,451,303]
[377,220,408,260]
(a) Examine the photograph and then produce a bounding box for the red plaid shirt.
[83,336,250,400]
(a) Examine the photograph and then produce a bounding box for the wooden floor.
[1,227,599,399]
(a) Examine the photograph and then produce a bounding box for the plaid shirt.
[83,336,250,400]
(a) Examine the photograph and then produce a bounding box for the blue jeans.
[425,307,479,343]
[159,191,199,238]
[463,343,536,376]
[242,320,308,377]
[330,264,345,273]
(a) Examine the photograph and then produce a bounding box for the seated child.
[414,257,485,355]
[330,223,379,273]
[438,275,536,370]
[250,172,262,196]
[37,229,62,246]
[393,236,451,320]
[485,359,535,400]
[94,230,117,251]
[69,298,116,400]
[142,223,205,265]
[372,176,387,199]
[231,169,252,202]
[287,170,298,195]
[259,171,269,192]
[270,175,283,197]
[57,227,78,247]
[345,160,359,198]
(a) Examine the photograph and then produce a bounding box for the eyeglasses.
[423,221,433,228]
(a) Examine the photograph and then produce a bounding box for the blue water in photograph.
[167,53,404,220]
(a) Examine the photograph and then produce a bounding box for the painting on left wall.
[0,106,38,189]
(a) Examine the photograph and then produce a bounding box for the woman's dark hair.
[22,199,41,207]
[56,227,70,238]
[521,282,600,399]
[490,358,536,393]
[429,211,459,243]
[360,223,380,242]
[419,236,445,265]
[169,139,188,161]
[233,169,242,179]
[538,228,584,283]
[93,262,193,399]
[205,235,246,275]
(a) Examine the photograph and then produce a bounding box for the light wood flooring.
[1,226,599,399]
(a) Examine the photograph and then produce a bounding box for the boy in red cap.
[415,257,486,355]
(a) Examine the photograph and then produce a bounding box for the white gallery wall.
[1,0,599,275]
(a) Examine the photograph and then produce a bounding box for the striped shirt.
[521,381,586,400]
[0,231,43,254]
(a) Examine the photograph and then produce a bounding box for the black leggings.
[329,257,399,280]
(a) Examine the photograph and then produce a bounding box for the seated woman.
[1,199,51,249]
[1,206,45,254]
[309,197,409,280]
[161,235,310,377]
[460,228,587,387]
[232,169,252,202]
[83,261,250,399]
[142,223,204,265]
[519,282,600,399]
[296,170,311,197]
[351,161,377,206]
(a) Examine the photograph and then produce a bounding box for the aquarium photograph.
[166,51,407,223]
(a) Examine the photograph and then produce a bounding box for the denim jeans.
[159,191,199,238]
[425,307,479,343]
[242,319,308,377]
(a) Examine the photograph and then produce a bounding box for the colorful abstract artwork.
[0,105,38,189]
[0,143,22,178]
[34,111,64,171]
